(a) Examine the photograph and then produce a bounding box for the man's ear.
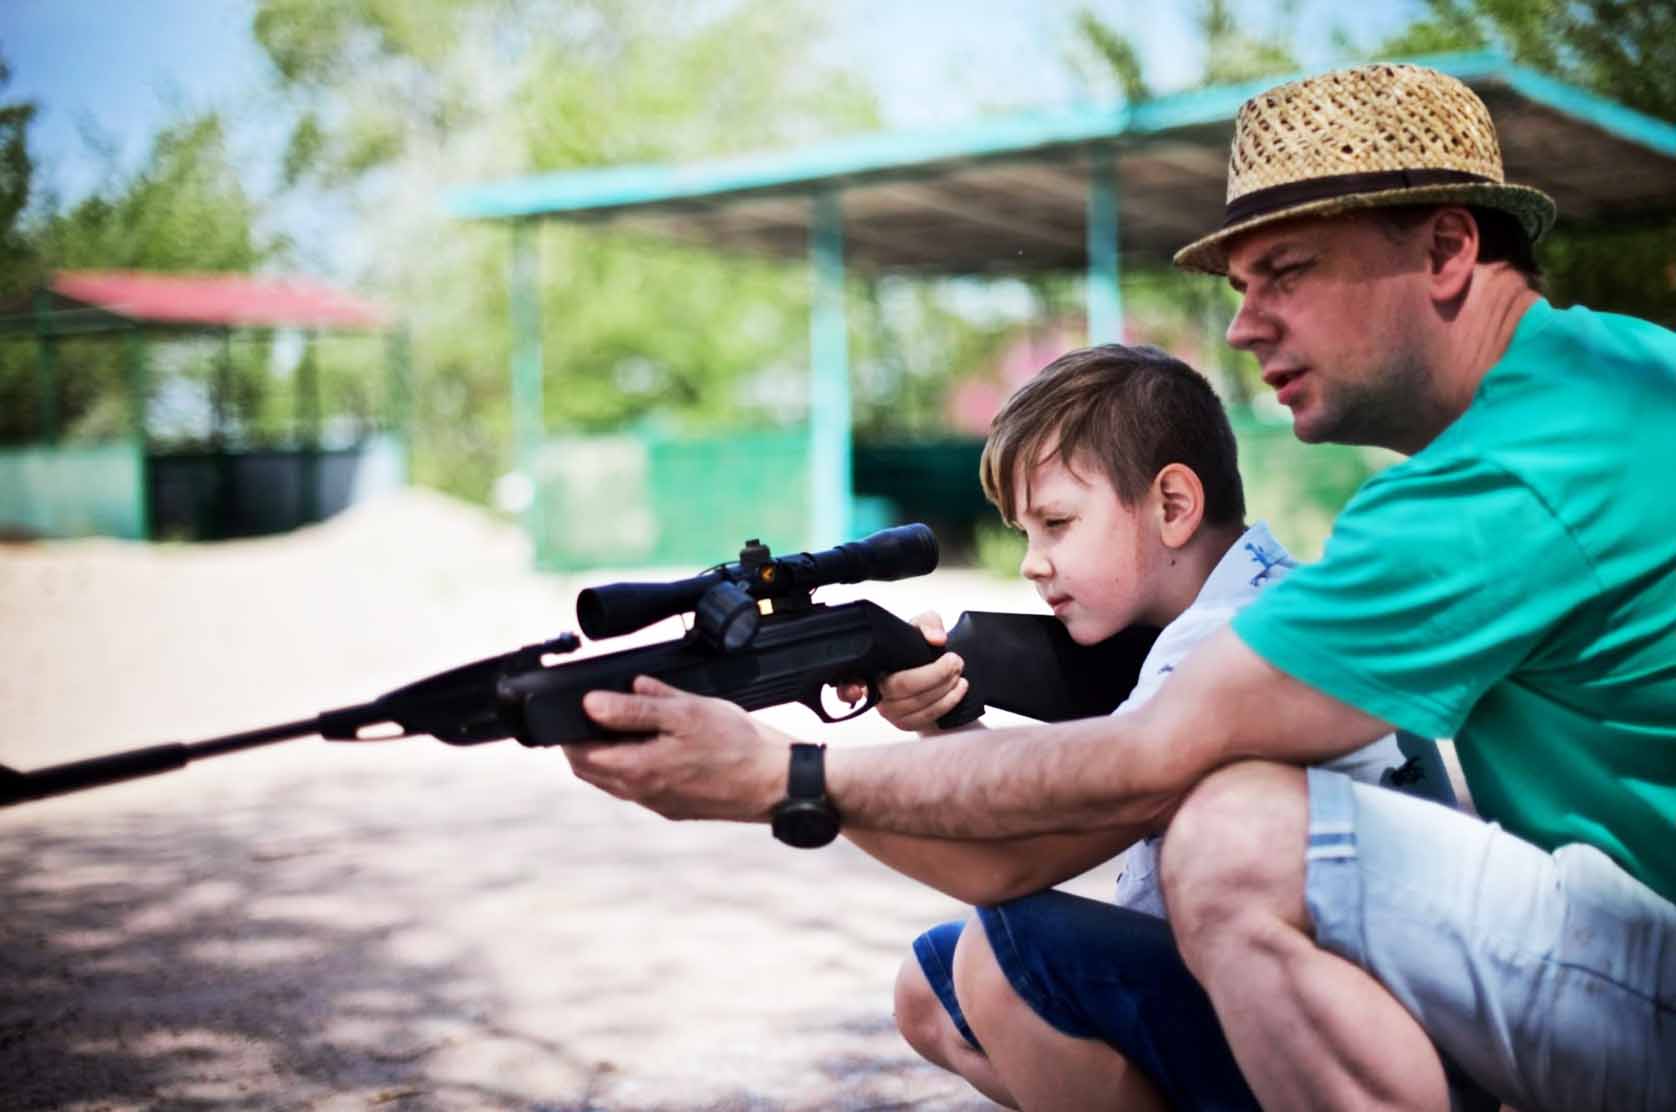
[1152,463,1205,550]
[1427,207,1479,304]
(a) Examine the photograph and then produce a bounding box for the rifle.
[1,524,1162,810]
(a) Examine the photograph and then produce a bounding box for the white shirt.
[1109,522,1405,916]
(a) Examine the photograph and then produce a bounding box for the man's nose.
[1225,295,1274,353]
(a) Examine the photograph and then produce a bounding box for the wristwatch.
[771,743,841,848]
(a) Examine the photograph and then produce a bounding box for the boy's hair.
[979,344,1246,527]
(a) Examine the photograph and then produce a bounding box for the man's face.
[1010,451,1165,644]
[1223,213,1437,449]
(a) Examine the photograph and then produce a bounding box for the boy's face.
[1012,450,1166,644]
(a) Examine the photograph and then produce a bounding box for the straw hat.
[1174,62,1557,275]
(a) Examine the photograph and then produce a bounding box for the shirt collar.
[1190,521,1295,612]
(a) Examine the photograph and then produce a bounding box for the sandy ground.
[0,490,1115,1111]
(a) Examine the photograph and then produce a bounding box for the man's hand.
[566,676,790,822]
[835,611,971,732]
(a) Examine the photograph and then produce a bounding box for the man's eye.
[1276,261,1313,286]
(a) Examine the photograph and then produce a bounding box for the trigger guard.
[806,681,878,723]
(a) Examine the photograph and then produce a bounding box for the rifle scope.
[577,523,940,644]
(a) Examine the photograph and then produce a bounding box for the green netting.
[532,430,812,570]
[0,441,147,540]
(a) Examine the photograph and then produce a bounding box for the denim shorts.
[1306,766,1676,1112]
[912,891,1259,1110]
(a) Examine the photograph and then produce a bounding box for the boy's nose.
[1019,546,1050,581]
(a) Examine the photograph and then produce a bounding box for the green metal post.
[809,190,852,547]
[509,220,545,553]
[121,328,151,539]
[215,328,234,447]
[212,327,235,538]
[1086,148,1124,344]
[296,331,321,526]
[385,324,413,483]
[33,289,57,444]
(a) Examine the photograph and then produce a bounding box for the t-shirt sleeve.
[1232,456,1597,741]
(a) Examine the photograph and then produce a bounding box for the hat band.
[1222,168,1495,228]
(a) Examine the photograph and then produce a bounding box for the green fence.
[0,441,149,540]
[528,421,1392,571]
[532,431,812,569]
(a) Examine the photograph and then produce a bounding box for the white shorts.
[1305,767,1676,1112]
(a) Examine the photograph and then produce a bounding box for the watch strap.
[786,743,827,800]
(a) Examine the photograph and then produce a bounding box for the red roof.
[51,270,390,330]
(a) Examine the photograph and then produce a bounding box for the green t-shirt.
[1234,299,1676,902]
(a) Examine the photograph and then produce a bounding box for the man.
[567,63,1676,1111]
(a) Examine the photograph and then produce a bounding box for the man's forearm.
[828,713,1182,839]
[844,826,1140,904]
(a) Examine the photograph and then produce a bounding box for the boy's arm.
[842,827,1134,905]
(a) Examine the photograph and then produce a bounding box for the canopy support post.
[809,190,852,547]
[1086,149,1124,344]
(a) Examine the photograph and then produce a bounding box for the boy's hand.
[837,611,970,732]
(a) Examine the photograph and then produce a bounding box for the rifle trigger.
[805,679,878,724]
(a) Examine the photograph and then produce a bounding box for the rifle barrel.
[0,714,329,808]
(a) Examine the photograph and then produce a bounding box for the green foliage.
[35,114,280,273]
[1073,7,1147,105]
[0,55,38,293]
[973,517,1027,579]
[1377,0,1676,327]
[1195,0,1301,88]
[252,0,882,504]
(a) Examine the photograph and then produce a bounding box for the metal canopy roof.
[449,52,1676,275]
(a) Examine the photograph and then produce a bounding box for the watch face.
[772,800,840,848]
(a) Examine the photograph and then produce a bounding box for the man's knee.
[1158,760,1310,963]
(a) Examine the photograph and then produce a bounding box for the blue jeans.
[912,890,1259,1110]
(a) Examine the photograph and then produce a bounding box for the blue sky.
[4,0,270,201]
[2,0,1425,265]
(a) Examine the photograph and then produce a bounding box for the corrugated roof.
[448,52,1676,274]
[48,271,390,330]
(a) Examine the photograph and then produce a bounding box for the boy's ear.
[1152,463,1205,550]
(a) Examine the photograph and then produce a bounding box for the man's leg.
[1160,759,1452,1111]
[952,910,1168,1111]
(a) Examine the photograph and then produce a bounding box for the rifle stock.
[946,611,1160,723]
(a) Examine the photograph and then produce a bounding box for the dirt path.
[0,492,1110,1110]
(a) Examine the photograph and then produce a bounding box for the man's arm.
[825,628,1392,838]
[569,628,1392,840]
[843,828,1138,905]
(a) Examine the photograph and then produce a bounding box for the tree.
[251,0,882,502]
[0,53,39,296]
[1379,0,1676,326]
[36,113,279,274]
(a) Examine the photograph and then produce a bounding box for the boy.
[845,343,1435,1108]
